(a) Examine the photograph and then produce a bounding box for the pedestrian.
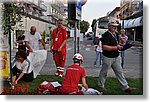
[50,19,68,77]
[93,35,102,67]
[16,34,26,52]
[98,19,136,92]
[24,26,47,78]
[11,50,33,89]
[119,29,128,68]
[24,26,46,53]
[59,53,88,95]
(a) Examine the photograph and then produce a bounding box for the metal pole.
[134,29,136,41]
[74,21,77,54]
[77,21,80,53]
[9,17,12,82]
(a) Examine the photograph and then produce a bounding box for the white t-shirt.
[96,40,102,52]
[14,59,32,73]
[120,35,128,45]
[24,32,42,50]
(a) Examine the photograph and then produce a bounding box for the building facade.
[11,0,67,49]
[120,0,143,42]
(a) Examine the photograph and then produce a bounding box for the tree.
[2,3,24,35]
[80,20,89,35]
[91,19,97,32]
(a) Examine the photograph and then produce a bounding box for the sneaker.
[59,74,63,78]
[55,70,59,76]
[124,88,137,93]
[99,87,107,92]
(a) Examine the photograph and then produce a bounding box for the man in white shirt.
[24,26,47,78]
[24,26,46,52]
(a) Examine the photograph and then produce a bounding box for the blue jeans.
[94,51,102,66]
[120,51,125,68]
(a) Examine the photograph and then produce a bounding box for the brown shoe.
[124,88,137,93]
[100,87,107,92]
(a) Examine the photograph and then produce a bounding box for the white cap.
[108,19,119,26]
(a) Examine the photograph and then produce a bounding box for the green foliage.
[80,20,90,34]
[2,3,24,35]
[41,30,46,41]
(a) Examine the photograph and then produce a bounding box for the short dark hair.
[15,50,27,59]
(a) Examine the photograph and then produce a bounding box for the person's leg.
[53,52,61,75]
[98,55,112,89]
[99,52,102,66]
[11,66,20,83]
[111,56,129,90]
[94,51,99,65]
[121,51,125,68]
[59,52,66,77]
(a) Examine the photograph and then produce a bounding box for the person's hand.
[58,47,62,52]
[15,80,18,85]
[117,45,123,50]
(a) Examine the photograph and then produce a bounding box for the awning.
[123,16,143,28]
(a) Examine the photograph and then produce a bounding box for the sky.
[82,0,121,32]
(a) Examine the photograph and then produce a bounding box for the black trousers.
[12,66,33,82]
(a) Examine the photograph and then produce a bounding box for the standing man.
[24,26,46,52]
[119,29,128,68]
[24,26,46,78]
[98,19,136,92]
[50,19,68,77]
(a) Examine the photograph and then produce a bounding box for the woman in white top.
[119,29,128,68]
[93,35,102,67]
[11,50,33,88]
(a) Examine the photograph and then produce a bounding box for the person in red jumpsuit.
[50,19,68,77]
[59,53,88,95]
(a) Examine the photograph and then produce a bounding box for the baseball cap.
[108,19,119,26]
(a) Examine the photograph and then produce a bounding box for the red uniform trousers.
[53,50,66,68]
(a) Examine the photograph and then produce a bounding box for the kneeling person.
[11,50,33,88]
[60,53,88,95]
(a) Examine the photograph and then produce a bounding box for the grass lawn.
[3,75,143,95]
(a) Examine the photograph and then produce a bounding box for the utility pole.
[74,21,77,54]
[77,21,80,53]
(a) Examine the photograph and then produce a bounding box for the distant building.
[120,0,143,42]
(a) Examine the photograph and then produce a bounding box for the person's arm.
[39,39,46,50]
[58,39,67,52]
[15,72,24,84]
[58,29,68,52]
[102,45,123,51]
[25,41,33,52]
[82,77,88,91]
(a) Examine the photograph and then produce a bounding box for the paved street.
[39,38,143,78]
